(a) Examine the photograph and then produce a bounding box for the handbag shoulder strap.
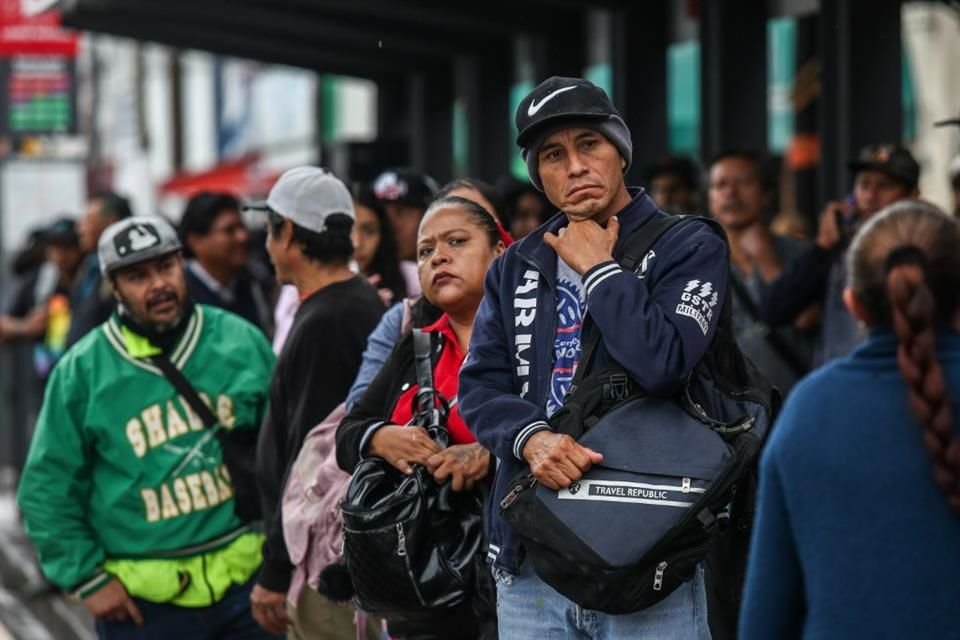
[412,328,435,402]
[411,329,449,445]
[151,354,218,429]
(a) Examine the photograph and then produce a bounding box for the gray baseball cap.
[98,216,182,277]
[247,166,354,233]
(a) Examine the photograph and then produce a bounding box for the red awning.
[158,154,282,200]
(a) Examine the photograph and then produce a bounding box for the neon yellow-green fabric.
[120,325,162,358]
[17,305,275,600]
[104,532,264,607]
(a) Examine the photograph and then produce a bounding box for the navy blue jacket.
[740,330,960,638]
[459,189,729,572]
[184,267,269,333]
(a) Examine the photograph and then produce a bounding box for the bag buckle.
[604,374,630,403]
[698,508,728,532]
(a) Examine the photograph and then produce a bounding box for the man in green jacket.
[17,216,278,639]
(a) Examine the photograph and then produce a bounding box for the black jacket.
[336,330,425,473]
[255,276,383,592]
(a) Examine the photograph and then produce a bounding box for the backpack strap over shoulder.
[575,214,717,388]
[620,214,687,272]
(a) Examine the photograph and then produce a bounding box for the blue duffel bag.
[500,216,778,615]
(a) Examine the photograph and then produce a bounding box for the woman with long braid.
[740,200,960,639]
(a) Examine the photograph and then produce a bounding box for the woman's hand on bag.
[426,443,491,491]
[369,425,442,474]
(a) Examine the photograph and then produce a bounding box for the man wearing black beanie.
[460,77,726,638]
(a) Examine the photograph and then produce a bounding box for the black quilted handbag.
[341,330,486,624]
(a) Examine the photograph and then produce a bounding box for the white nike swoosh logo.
[527,86,577,116]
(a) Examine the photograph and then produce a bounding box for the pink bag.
[283,402,352,606]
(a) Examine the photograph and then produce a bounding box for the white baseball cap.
[247,166,354,233]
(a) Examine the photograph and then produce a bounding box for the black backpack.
[500,215,780,623]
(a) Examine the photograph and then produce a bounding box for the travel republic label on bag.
[557,478,706,508]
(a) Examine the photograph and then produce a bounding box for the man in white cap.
[248,167,384,636]
[18,216,276,639]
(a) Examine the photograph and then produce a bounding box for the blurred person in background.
[762,144,920,364]
[373,168,438,296]
[179,191,272,333]
[707,150,815,392]
[437,178,507,225]
[352,184,408,307]
[0,218,85,379]
[644,155,702,215]
[497,176,551,239]
[1,218,84,482]
[741,200,960,639]
[948,155,960,219]
[68,191,134,346]
[10,227,48,280]
[769,210,810,241]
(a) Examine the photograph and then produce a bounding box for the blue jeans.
[95,578,281,640]
[495,562,711,640]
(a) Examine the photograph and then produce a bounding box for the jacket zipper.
[500,475,538,509]
[396,522,426,605]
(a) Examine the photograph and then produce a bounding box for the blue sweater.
[740,330,960,639]
[459,188,729,572]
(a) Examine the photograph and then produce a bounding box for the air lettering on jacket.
[513,270,539,398]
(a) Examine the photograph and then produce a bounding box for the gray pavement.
[0,469,95,640]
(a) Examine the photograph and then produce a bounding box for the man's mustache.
[146,290,179,310]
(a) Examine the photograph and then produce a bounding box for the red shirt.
[388,315,475,445]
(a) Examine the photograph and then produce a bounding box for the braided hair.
[847,200,960,513]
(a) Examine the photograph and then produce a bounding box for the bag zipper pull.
[396,523,407,557]
[682,478,691,493]
[653,561,668,591]
[500,476,536,509]
[500,484,524,509]
[694,402,709,420]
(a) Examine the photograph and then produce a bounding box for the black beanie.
[514,76,633,191]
